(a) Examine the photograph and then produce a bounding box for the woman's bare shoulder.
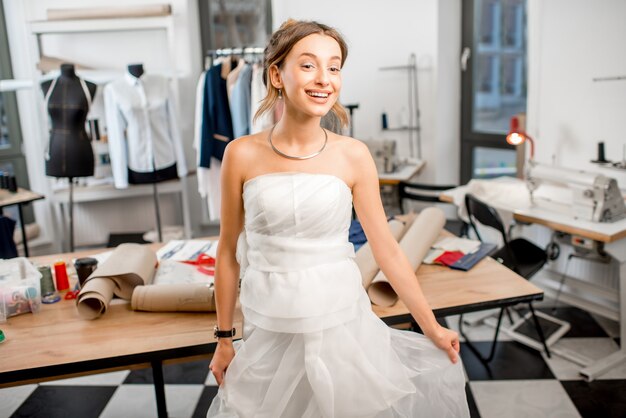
[331,133,371,161]
[225,131,269,161]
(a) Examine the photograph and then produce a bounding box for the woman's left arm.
[349,141,460,363]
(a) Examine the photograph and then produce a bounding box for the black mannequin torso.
[41,63,97,178]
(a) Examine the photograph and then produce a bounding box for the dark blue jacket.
[199,64,234,168]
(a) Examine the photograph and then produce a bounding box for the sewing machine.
[526,161,626,223]
[366,139,397,174]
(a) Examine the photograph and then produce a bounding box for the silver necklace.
[268,125,328,160]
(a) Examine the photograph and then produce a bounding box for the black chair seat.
[492,238,548,278]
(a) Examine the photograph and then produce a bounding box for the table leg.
[579,239,626,381]
[151,360,168,418]
[17,203,29,257]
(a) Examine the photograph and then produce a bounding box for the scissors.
[181,253,215,276]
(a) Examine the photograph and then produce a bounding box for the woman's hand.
[426,325,461,364]
[209,341,236,386]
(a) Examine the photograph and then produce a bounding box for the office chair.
[397,181,468,237]
[459,193,570,363]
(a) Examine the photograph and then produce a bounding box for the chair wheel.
[546,242,560,261]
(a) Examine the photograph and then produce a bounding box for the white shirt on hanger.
[104,73,188,189]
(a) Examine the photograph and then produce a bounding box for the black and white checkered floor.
[2,297,624,418]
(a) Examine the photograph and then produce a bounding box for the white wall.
[3,0,205,249]
[272,0,461,184]
[527,0,626,186]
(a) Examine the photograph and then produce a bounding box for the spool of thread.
[74,257,98,288]
[7,175,17,193]
[38,265,55,295]
[53,261,70,291]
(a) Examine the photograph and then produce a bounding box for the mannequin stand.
[152,182,163,243]
[69,177,74,252]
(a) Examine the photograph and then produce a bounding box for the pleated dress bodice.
[236,172,363,333]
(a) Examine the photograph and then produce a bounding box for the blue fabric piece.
[199,64,234,168]
[349,219,367,251]
[230,64,253,139]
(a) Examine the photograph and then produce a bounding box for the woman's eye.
[330,66,341,73]
[301,63,314,69]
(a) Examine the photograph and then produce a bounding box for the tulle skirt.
[207,291,469,418]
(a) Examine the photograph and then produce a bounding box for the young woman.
[208,19,469,418]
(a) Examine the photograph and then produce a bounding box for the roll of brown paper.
[76,243,157,319]
[131,284,216,312]
[75,277,116,320]
[368,207,446,307]
[355,214,416,289]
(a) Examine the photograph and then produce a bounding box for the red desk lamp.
[506,115,535,160]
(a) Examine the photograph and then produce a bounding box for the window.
[461,0,527,183]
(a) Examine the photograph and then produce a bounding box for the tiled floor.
[2,298,623,418]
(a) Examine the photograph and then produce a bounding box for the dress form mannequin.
[41,63,96,177]
[126,63,163,242]
[41,63,97,251]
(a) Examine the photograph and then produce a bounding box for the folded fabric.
[433,251,465,267]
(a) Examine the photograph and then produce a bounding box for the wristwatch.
[214,325,236,339]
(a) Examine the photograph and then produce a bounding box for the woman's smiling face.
[271,33,343,119]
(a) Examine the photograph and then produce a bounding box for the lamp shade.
[506,115,534,159]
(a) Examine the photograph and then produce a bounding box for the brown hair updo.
[254,19,349,128]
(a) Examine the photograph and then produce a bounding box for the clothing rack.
[205,47,264,69]
[207,47,265,57]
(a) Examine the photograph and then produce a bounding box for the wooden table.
[0,188,44,257]
[0,240,542,417]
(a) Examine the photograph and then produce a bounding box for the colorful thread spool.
[53,261,69,291]
[38,266,55,295]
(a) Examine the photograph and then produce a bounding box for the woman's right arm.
[209,140,246,386]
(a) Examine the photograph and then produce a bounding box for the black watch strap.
[214,326,236,339]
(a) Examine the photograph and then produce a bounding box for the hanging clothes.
[250,63,274,134]
[226,58,245,101]
[230,63,253,139]
[103,73,187,189]
[198,63,234,169]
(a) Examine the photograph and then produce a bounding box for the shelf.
[0,79,34,92]
[383,127,419,132]
[379,65,417,71]
[50,178,185,204]
[29,16,173,35]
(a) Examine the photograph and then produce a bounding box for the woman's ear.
[268,64,282,89]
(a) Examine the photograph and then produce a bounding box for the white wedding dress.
[207,172,469,418]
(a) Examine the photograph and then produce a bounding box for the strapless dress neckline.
[243,171,352,194]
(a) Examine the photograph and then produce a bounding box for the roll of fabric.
[76,243,157,319]
[47,4,171,21]
[368,207,446,307]
[131,283,216,312]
